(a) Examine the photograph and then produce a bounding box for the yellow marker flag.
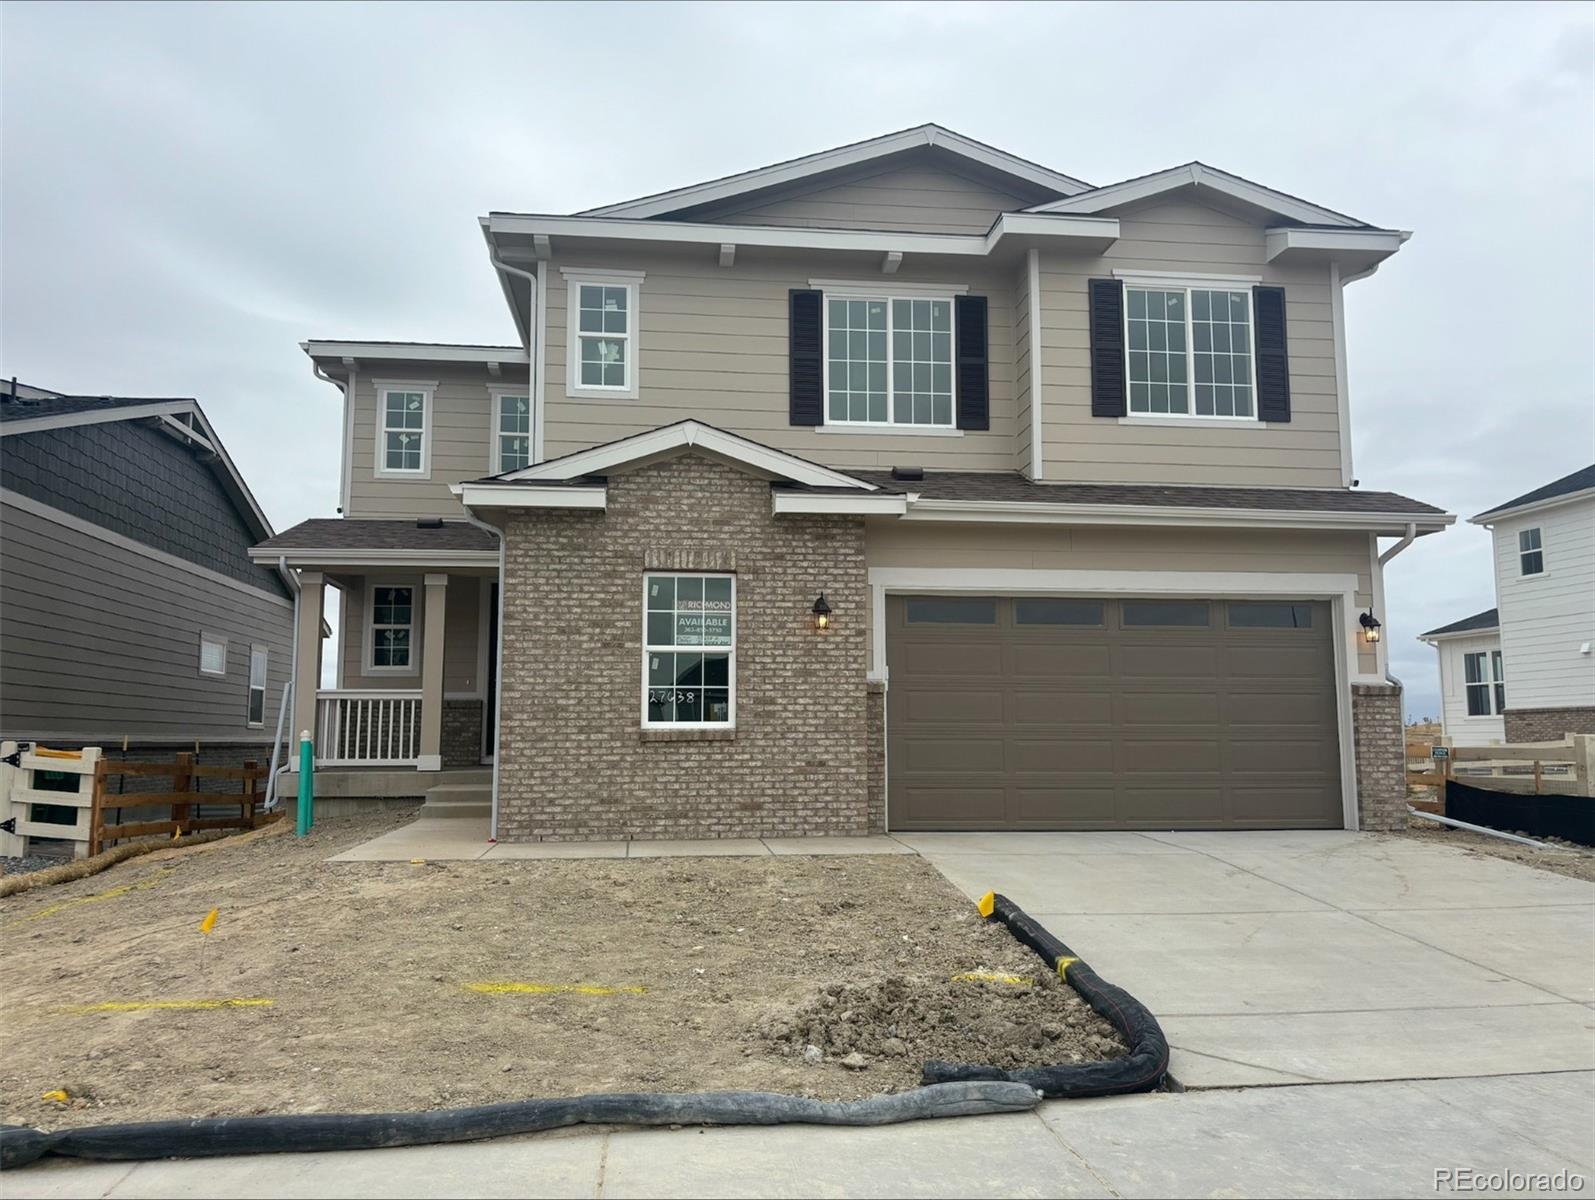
[199,908,218,935]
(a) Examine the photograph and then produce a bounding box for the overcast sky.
[3,0,1591,718]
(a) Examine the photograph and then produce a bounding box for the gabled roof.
[1026,161,1373,228]
[1419,608,1499,641]
[1471,463,1595,523]
[578,123,1092,220]
[0,391,275,540]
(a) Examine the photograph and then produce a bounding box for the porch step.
[419,782,491,820]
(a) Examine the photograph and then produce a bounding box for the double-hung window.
[644,573,734,726]
[376,382,434,476]
[1125,284,1255,418]
[369,584,416,673]
[825,294,954,427]
[1463,650,1506,717]
[565,271,642,399]
[247,646,268,727]
[492,391,531,473]
[1519,528,1544,576]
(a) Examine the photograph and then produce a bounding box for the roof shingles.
[253,519,496,554]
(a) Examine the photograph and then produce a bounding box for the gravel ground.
[1,807,1126,1129]
[1398,819,1595,883]
[0,855,66,878]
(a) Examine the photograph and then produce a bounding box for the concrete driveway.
[895,829,1595,1087]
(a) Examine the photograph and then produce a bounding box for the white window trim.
[363,578,421,677]
[1518,527,1547,578]
[563,270,643,400]
[373,380,436,479]
[641,572,736,730]
[822,291,958,430]
[810,279,970,297]
[487,386,533,475]
[1462,649,1506,717]
[1119,276,1261,423]
[199,632,228,677]
[247,644,268,728]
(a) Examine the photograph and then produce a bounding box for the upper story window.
[1464,649,1505,716]
[375,382,434,477]
[825,294,953,427]
[1125,285,1254,419]
[493,391,531,474]
[564,270,643,400]
[368,584,416,673]
[644,573,734,727]
[1518,527,1544,576]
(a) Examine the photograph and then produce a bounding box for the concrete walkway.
[10,1070,1591,1198]
[896,829,1595,1088]
[328,818,915,862]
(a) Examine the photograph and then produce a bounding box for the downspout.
[313,362,352,514]
[1376,522,1418,689]
[266,554,301,810]
[459,510,506,841]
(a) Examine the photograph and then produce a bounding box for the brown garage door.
[886,595,1343,830]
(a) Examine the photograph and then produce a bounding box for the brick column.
[866,680,886,834]
[292,571,324,756]
[1352,682,1406,831]
[417,573,448,771]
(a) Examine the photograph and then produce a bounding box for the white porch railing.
[315,690,423,766]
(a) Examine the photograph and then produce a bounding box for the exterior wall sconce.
[812,593,832,631]
[1360,610,1382,644]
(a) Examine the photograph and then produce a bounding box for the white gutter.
[266,554,301,810]
[1375,522,1418,689]
[488,252,543,461]
[312,362,352,514]
[458,511,507,842]
[903,498,1451,534]
[1027,247,1044,481]
[1407,806,1560,850]
[1378,521,1418,566]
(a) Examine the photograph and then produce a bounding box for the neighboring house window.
[644,573,734,726]
[1125,285,1254,418]
[1464,650,1505,717]
[369,584,416,672]
[493,391,531,473]
[564,271,642,399]
[825,295,953,427]
[376,382,434,477]
[199,633,227,676]
[247,645,268,727]
[1518,527,1544,576]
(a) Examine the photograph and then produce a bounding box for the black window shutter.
[788,289,823,426]
[955,294,989,430]
[1253,285,1291,423]
[1088,278,1126,417]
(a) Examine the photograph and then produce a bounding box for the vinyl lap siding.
[1432,633,1506,746]
[1038,198,1345,488]
[1013,256,1033,476]
[1,499,294,742]
[543,250,1018,472]
[335,574,483,694]
[1490,501,1595,711]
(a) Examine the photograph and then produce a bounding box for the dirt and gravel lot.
[1397,819,1595,883]
[1,808,1124,1129]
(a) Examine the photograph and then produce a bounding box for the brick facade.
[865,680,886,834]
[1504,706,1595,743]
[1351,682,1406,831]
[441,699,484,768]
[494,454,871,841]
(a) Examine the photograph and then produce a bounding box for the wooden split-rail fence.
[1405,733,1593,815]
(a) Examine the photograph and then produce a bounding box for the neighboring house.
[1422,465,1595,744]
[1,387,296,763]
[253,124,1452,839]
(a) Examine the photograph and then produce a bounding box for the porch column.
[418,572,448,771]
[293,572,325,756]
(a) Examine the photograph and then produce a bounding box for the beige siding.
[1037,198,1345,488]
[863,522,1377,676]
[336,574,484,695]
[1012,256,1033,476]
[700,163,1030,234]
[346,364,530,519]
[544,248,1020,471]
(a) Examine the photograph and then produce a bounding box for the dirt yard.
[1,809,1124,1129]
[1398,819,1595,883]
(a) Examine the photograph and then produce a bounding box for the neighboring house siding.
[0,497,293,742]
[336,573,483,695]
[1431,633,1506,746]
[541,249,1020,472]
[345,364,530,519]
[1489,499,1595,712]
[1038,198,1344,488]
[862,523,1379,678]
[2,421,288,597]
[691,162,1036,234]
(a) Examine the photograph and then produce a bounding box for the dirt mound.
[756,972,1127,1072]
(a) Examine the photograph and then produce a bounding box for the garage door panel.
[887,595,1341,831]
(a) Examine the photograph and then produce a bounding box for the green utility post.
[295,730,314,836]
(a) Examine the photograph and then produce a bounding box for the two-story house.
[1420,464,1595,746]
[251,125,1451,841]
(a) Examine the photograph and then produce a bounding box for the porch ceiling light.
[1359,609,1382,644]
[812,593,832,631]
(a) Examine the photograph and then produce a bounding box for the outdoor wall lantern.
[1359,609,1382,644]
[812,593,832,631]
